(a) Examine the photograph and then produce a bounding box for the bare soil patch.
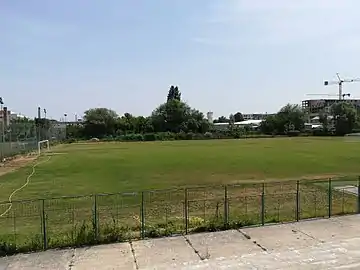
[0,154,37,177]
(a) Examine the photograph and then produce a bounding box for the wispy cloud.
[193,0,360,48]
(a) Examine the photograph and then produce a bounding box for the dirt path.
[0,154,38,177]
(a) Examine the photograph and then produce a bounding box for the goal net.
[38,140,50,155]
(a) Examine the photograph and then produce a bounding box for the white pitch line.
[0,155,52,217]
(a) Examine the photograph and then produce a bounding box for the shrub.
[144,133,156,141]
[204,132,213,139]
[185,132,195,140]
[287,130,301,137]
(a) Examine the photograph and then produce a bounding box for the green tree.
[233,112,244,122]
[259,115,279,135]
[167,85,181,102]
[319,111,331,134]
[151,87,209,133]
[83,108,118,138]
[331,102,358,136]
[260,104,305,135]
[66,124,84,139]
[277,104,305,134]
[213,116,229,123]
[151,99,191,133]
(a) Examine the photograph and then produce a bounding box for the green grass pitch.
[0,137,360,201]
[0,138,360,201]
[0,137,359,252]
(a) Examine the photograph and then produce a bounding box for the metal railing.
[0,177,359,255]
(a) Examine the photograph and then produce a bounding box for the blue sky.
[1,0,360,120]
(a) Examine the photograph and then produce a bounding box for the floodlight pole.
[1,102,4,144]
[0,98,4,161]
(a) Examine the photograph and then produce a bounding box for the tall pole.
[63,113,67,140]
[1,104,4,144]
[0,98,4,162]
[339,82,343,100]
[37,107,41,142]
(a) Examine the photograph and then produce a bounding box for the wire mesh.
[0,177,359,255]
[44,196,93,248]
[97,192,141,240]
[187,186,225,231]
[0,121,65,160]
[227,183,262,226]
[143,188,184,236]
[331,177,358,216]
[0,199,43,253]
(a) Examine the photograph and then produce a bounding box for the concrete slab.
[334,185,358,196]
[1,249,72,270]
[132,236,198,269]
[2,215,360,269]
[186,230,261,259]
[171,237,360,269]
[72,243,135,270]
[292,216,360,242]
[242,223,319,252]
[0,257,8,270]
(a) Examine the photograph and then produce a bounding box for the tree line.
[62,86,360,141]
[8,86,358,142]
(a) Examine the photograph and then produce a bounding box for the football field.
[0,137,360,201]
[0,137,359,254]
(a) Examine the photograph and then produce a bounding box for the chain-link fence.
[0,121,66,160]
[0,177,359,255]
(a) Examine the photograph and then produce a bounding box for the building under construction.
[302,98,360,118]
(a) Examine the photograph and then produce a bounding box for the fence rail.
[0,177,359,256]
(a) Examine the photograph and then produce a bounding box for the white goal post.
[38,140,50,155]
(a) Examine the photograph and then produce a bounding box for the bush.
[287,130,301,137]
[185,132,195,140]
[144,133,156,141]
[64,138,77,144]
[174,132,186,140]
[204,132,213,139]
[87,132,295,143]
[122,134,144,141]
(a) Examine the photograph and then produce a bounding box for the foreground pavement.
[1,215,360,269]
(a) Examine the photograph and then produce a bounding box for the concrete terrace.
[1,215,360,269]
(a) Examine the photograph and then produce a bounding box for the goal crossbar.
[38,140,50,155]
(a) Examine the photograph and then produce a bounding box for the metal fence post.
[140,191,145,239]
[184,188,188,234]
[296,180,300,222]
[41,199,47,250]
[261,182,265,226]
[93,195,98,241]
[357,176,360,214]
[224,185,228,228]
[328,178,332,218]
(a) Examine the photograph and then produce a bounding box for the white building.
[213,119,263,130]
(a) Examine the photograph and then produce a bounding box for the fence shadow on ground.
[0,176,359,256]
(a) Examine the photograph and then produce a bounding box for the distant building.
[242,113,273,120]
[302,99,360,119]
[213,119,263,130]
[206,112,214,123]
[0,107,27,126]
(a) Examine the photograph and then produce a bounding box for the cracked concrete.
[2,215,360,269]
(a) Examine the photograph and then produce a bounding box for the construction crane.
[324,73,360,100]
[306,93,351,99]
